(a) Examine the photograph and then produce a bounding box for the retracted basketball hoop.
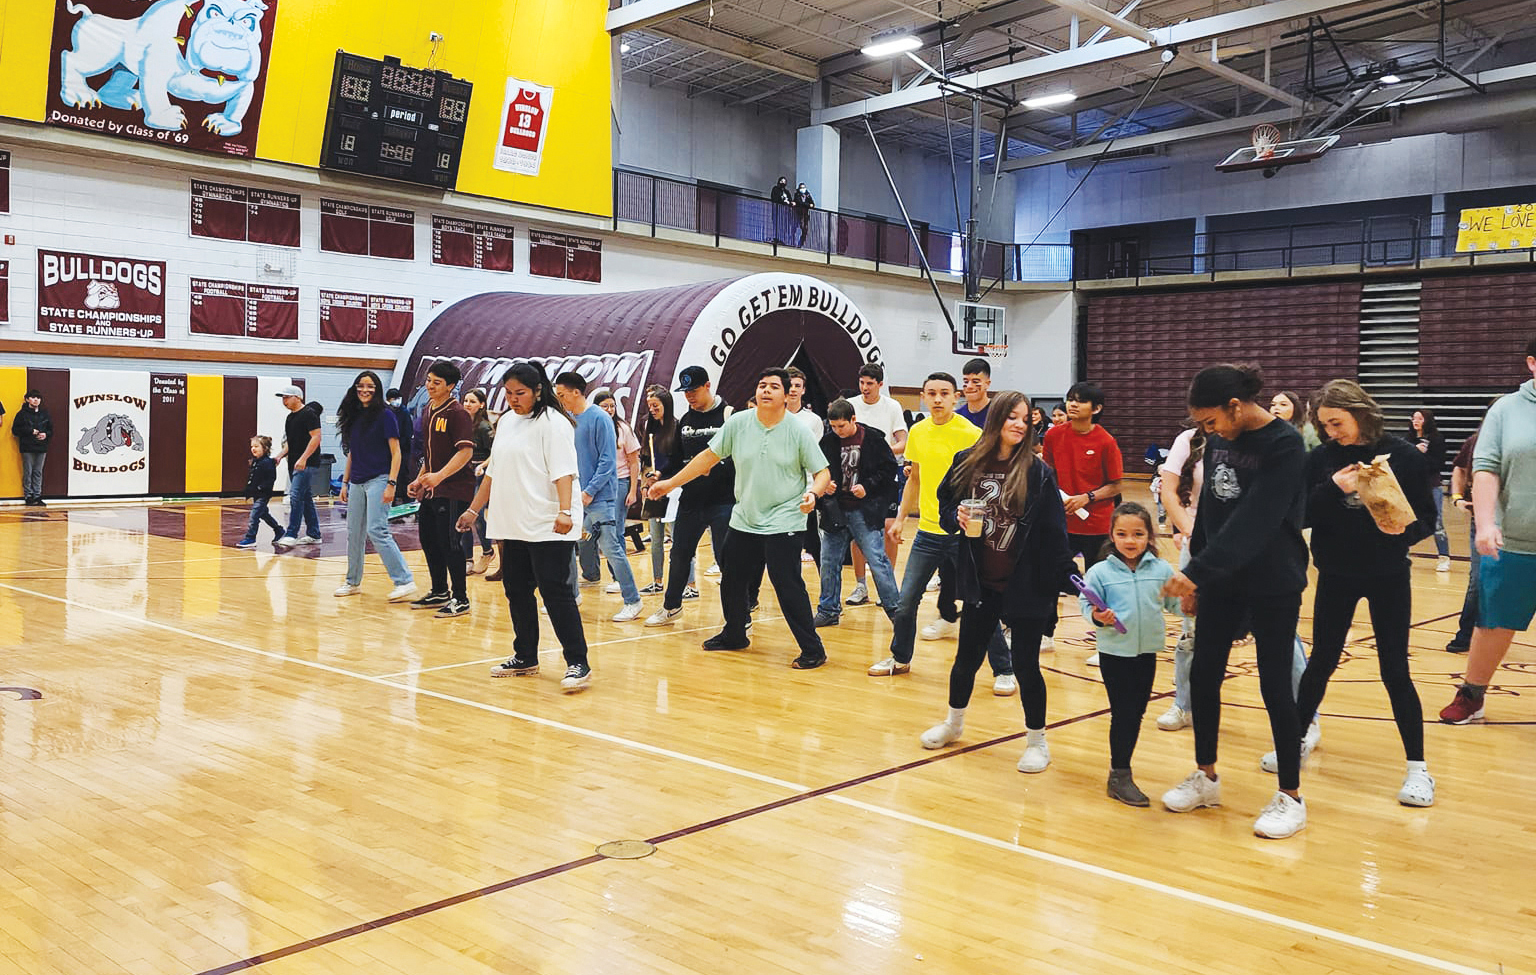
[1217,125,1338,175]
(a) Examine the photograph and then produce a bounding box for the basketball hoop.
[1251,123,1282,161]
[979,344,1009,359]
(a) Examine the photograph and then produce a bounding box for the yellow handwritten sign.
[1457,204,1536,251]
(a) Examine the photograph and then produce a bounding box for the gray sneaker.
[812,611,840,627]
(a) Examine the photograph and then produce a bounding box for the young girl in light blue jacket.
[1080,502,1181,806]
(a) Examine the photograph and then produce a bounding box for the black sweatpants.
[1191,588,1304,791]
[952,589,1048,726]
[721,529,824,658]
[1100,653,1158,769]
[500,538,588,668]
[1297,566,1424,762]
[418,497,469,601]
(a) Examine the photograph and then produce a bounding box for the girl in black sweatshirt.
[1160,364,1311,840]
[237,436,283,548]
[1298,380,1437,807]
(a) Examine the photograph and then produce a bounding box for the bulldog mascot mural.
[58,0,270,136]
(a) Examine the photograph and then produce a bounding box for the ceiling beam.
[656,19,820,81]
[812,0,1373,126]
[607,0,715,34]
[820,0,1057,79]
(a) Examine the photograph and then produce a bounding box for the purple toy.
[1071,573,1128,634]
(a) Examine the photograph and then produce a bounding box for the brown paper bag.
[1356,454,1415,534]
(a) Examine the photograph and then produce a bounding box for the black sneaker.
[434,598,470,618]
[682,585,700,600]
[639,582,664,595]
[410,591,451,610]
[813,612,840,627]
[490,657,539,677]
[561,663,592,693]
[791,653,827,670]
[702,633,750,652]
[1445,639,1470,654]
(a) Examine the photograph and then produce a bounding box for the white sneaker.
[612,601,643,623]
[1253,791,1307,839]
[1162,770,1222,812]
[387,583,416,602]
[333,584,361,597]
[1156,703,1191,731]
[275,535,298,549]
[1039,636,1055,652]
[605,582,622,594]
[1017,734,1050,773]
[297,536,321,546]
[1398,767,1436,807]
[844,582,869,606]
[867,656,911,676]
[920,721,961,749]
[801,552,815,563]
[705,563,722,577]
[920,618,956,640]
[925,575,940,592]
[644,606,682,626]
[1086,652,1100,667]
[992,673,1018,696]
[1260,720,1321,773]
[1436,555,1451,573]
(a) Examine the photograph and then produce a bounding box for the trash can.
[310,453,337,498]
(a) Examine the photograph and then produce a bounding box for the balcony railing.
[614,169,1072,284]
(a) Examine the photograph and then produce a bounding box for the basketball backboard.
[1217,135,1338,174]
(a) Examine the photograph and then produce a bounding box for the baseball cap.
[275,385,304,398]
[675,366,710,392]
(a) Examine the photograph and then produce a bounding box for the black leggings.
[952,589,1048,726]
[1297,566,1424,762]
[1191,588,1304,791]
[1100,653,1157,769]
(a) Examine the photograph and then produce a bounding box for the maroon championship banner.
[0,149,10,213]
[189,278,298,339]
[190,180,301,246]
[38,249,166,340]
[320,200,415,259]
[0,259,8,324]
[529,231,602,282]
[46,0,280,158]
[320,290,412,345]
[431,216,515,271]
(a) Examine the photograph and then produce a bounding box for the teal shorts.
[1478,550,1536,632]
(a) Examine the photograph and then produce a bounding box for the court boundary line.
[0,580,1499,975]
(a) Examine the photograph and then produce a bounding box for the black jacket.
[12,405,52,454]
[245,455,278,500]
[770,181,791,204]
[937,448,1076,616]
[817,422,897,522]
[1306,435,1436,577]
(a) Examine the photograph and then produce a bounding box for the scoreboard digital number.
[321,52,472,190]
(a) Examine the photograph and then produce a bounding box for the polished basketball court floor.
[0,487,1531,975]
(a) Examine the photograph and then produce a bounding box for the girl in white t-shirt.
[460,361,593,693]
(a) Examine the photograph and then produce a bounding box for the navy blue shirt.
[345,409,400,484]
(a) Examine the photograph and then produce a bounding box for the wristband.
[387,479,396,486]
[1086,490,1096,503]
[557,508,572,516]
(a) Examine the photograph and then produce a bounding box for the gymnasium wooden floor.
[0,485,1531,975]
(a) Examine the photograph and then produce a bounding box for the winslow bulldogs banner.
[493,78,554,176]
[68,369,151,497]
[47,0,280,158]
[38,249,167,339]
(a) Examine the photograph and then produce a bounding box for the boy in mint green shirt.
[648,368,832,669]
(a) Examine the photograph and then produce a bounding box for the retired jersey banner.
[493,78,554,176]
[1456,204,1536,252]
[47,0,280,158]
[68,369,151,497]
[38,249,167,340]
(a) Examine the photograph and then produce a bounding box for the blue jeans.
[345,475,414,587]
[284,467,320,539]
[580,478,634,579]
[1431,486,1449,557]
[241,496,282,543]
[578,505,640,603]
[1452,519,1481,645]
[818,506,900,617]
[888,530,1010,673]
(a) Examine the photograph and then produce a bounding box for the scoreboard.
[320,52,473,190]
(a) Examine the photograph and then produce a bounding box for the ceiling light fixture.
[861,33,922,58]
[620,42,631,54]
[1380,73,1401,84]
[1022,91,1076,109]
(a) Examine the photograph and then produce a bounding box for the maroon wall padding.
[148,374,188,496]
[25,367,72,499]
[1083,281,1361,471]
[717,309,867,408]
[1420,272,1536,388]
[222,376,260,492]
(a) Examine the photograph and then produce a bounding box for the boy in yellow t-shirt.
[871,372,1013,684]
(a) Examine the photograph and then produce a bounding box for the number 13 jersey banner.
[493,78,553,176]
[46,0,280,158]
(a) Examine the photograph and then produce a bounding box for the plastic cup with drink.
[960,499,986,537]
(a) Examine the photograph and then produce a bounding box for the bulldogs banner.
[69,369,151,497]
[493,78,554,176]
[47,0,280,158]
[38,249,167,339]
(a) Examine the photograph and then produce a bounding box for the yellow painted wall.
[185,374,224,493]
[1,1,612,216]
[0,367,24,498]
